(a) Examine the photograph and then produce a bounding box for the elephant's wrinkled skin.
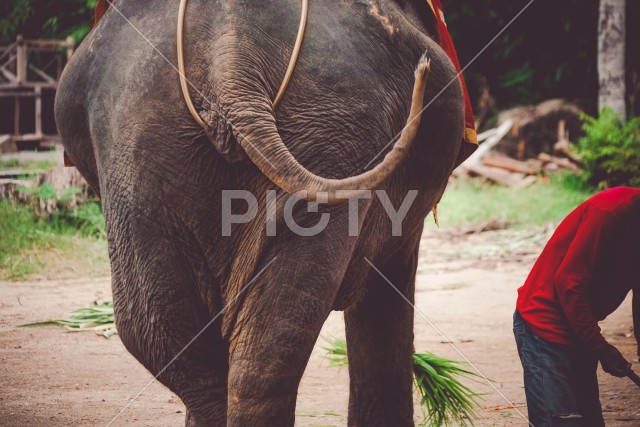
[55,0,464,425]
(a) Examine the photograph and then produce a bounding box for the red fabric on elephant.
[93,0,110,27]
[424,0,477,166]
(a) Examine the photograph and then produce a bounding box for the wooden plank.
[467,164,524,187]
[476,128,497,143]
[0,42,17,64]
[0,177,37,185]
[34,86,42,137]
[466,163,537,189]
[16,35,27,83]
[0,82,57,89]
[538,153,580,174]
[0,91,36,98]
[66,36,75,59]
[1,53,16,71]
[29,64,56,84]
[25,39,68,48]
[455,119,513,175]
[482,155,541,175]
[0,168,47,178]
[0,65,17,83]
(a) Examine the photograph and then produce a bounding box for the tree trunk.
[598,0,626,121]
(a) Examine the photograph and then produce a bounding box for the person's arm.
[553,210,611,350]
[553,209,630,376]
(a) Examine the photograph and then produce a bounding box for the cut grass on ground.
[432,175,595,229]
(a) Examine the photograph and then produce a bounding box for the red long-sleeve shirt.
[517,187,640,350]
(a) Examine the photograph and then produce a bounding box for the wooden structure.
[0,35,74,152]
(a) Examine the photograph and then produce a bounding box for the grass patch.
[0,201,58,279]
[0,157,58,171]
[0,200,108,281]
[433,174,595,229]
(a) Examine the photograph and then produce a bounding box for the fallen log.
[538,153,580,174]
[454,119,513,176]
[482,155,541,175]
[467,164,537,189]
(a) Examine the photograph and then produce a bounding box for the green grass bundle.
[20,301,117,337]
[320,336,348,368]
[322,337,482,426]
[412,353,481,426]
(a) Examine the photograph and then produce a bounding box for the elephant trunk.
[235,55,431,204]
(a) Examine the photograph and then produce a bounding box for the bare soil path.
[1,226,638,426]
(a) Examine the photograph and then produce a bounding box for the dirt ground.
[1,225,638,426]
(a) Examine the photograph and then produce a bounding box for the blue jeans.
[513,311,604,427]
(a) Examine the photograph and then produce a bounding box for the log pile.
[455,99,582,187]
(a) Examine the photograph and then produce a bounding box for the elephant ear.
[201,109,247,163]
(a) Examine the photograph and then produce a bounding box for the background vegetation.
[445,0,640,116]
[575,109,640,188]
[0,189,107,281]
[2,0,639,115]
[431,175,593,229]
[0,1,637,281]
[0,0,97,45]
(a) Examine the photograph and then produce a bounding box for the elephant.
[55,0,464,425]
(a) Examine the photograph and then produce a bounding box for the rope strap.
[177,0,309,129]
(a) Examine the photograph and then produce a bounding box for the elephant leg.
[109,213,228,426]
[224,251,345,427]
[344,243,419,427]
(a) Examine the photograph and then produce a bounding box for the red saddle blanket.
[89,0,477,167]
[425,0,477,166]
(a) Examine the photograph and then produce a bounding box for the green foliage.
[445,0,602,111]
[65,202,107,238]
[322,337,482,426]
[413,353,481,427]
[432,176,594,229]
[574,109,640,189]
[0,0,97,45]
[19,182,60,200]
[16,184,106,238]
[0,158,20,168]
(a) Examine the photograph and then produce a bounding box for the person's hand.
[597,343,631,377]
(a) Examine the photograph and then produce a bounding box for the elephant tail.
[232,54,432,204]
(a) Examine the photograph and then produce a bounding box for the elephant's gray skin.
[55,0,464,425]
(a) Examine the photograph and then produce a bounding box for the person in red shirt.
[514,186,640,427]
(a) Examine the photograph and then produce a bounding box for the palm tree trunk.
[598,0,626,121]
